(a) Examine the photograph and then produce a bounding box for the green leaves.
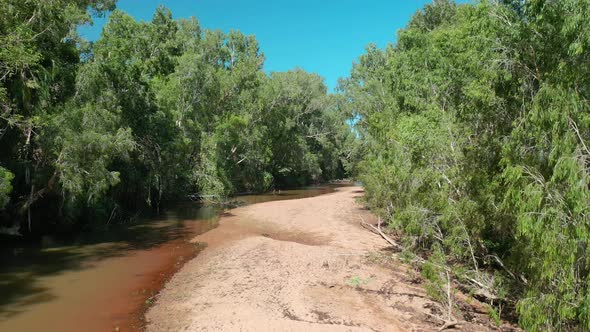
[0,0,118,226]
[0,1,349,235]
[51,104,135,204]
[0,166,14,210]
[71,6,346,202]
[501,85,590,330]
[344,1,590,330]
[261,70,344,188]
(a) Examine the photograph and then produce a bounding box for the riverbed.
[0,186,336,332]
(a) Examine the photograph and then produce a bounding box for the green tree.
[0,0,116,229]
[342,0,590,330]
[0,2,350,238]
[0,167,13,210]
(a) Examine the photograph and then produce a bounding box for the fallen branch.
[485,254,527,285]
[358,214,504,328]
[359,215,403,250]
[360,221,380,235]
[438,320,467,331]
[446,271,452,321]
[423,312,467,331]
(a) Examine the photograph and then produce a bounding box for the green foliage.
[0,167,13,209]
[44,104,135,204]
[0,0,116,226]
[0,3,351,232]
[347,276,372,287]
[502,85,590,330]
[343,0,590,330]
[487,304,502,327]
[421,245,449,304]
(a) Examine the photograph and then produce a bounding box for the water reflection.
[0,185,339,331]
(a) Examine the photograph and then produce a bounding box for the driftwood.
[423,312,467,331]
[359,214,482,331]
[438,320,468,331]
[359,215,503,301]
[359,215,403,250]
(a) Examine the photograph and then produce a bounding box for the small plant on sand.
[487,305,502,327]
[347,276,371,287]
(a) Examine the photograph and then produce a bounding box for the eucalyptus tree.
[74,7,186,212]
[161,27,267,196]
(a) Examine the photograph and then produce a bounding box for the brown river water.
[0,186,337,332]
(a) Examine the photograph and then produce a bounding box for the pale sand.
[145,187,455,331]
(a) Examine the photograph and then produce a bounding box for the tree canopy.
[341,0,590,330]
[4,0,590,330]
[0,2,351,233]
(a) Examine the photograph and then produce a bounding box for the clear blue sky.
[79,0,458,91]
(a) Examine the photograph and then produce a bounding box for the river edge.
[144,186,429,331]
[145,186,521,331]
[134,185,347,330]
[0,186,339,332]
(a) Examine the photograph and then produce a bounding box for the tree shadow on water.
[0,201,222,320]
[0,187,328,320]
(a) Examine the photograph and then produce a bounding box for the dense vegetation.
[0,1,352,234]
[4,0,590,330]
[341,0,590,330]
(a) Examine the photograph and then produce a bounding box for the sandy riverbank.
[145,186,487,331]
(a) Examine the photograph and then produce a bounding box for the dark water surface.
[0,185,337,332]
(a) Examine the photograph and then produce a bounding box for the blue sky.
[80,0,453,91]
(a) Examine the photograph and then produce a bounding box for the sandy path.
[145,187,440,331]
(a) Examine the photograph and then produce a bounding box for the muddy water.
[0,186,337,332]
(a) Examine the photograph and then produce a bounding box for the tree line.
[341,0,590,330]
[4,0,589,330]
[0,1,353,234]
